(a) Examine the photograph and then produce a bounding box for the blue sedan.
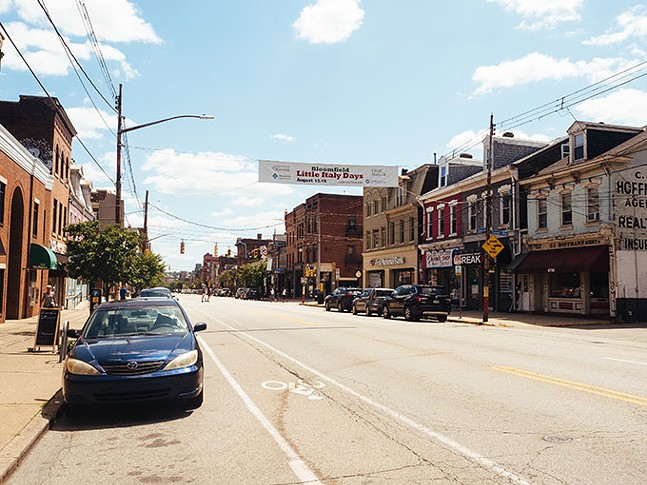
[62,298,206,410]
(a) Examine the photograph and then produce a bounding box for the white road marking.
[197,335,321,484]
[604,357,647,367]
[196,310,531,485]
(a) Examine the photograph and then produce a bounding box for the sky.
[1,0,646,272]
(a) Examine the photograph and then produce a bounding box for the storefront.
[453,250,485,310]
[363,247,418,289]
[515,244,610,315]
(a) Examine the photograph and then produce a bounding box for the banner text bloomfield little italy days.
[258,160,399,187]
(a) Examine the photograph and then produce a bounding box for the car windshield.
[83,305,189,338]
[140,288,171,298]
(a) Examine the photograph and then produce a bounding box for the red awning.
[514,245,609,273]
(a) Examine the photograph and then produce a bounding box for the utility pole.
[142,189,149,252]
[483,114,495,323]
[115,83,123,226]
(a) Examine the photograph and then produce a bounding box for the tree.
[65,221,144,300]
[238,261,268,289]
[130,250,166,292]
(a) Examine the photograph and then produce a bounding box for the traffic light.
[180,240,185,254]
[227,248,231,257]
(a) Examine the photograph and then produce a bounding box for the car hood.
[73,334,194,364]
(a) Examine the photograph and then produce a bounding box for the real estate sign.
[258,160,399,187]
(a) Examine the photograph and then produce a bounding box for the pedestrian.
[120,285,127,301]
[201,286,207,302]
[281,288,287,302]
[206,287,211,302]
[41,285,57,308]
[270,287,275,301]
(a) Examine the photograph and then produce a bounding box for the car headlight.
[65,358,101,375]
[165,350,198,370]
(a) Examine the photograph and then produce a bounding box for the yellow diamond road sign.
[482,235,504,258]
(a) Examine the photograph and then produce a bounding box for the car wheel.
[352,304,358,315]
[383,306,391,319]
[338,302,344,312]
[404,306,413,321]
[437,314,448,323]
[325,301,331,311]
[185,390,204,410]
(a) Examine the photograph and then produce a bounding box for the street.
[9,294,647,484]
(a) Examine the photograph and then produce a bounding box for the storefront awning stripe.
[29,243,57,270]
[514,246,609,273]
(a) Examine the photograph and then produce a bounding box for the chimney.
[257,233,262,240]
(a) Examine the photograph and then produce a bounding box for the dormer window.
[440,165,447,187]
[573,133,584,161]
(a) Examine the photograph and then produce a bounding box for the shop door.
[519,274,530,311]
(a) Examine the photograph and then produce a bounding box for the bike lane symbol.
[261,379,325,400]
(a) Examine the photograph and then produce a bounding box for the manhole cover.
[542,435,572,443]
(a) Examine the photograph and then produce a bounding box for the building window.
[538,198,547,229]
[438,206,445,237]
[450,204,457,235]
[0,181,5,225]
[409,217,415,241]
[52,198,58,235]
[561,192,572,226]
[501,193,511,226]
[366,202,371,217]
[587,187,599,222]
[397,187,404,206]
[573,133,584,161]
[32,201,39,237]
[468,200,477,232]
[372,230,379,248]
[380,226,386,246]
[365,231,370,250]
[381,196,387,211]
[389,221,395,244]
[440,166,447,187]
[373,199,379,215]
[58,201,64,236]
[426,209,433,239]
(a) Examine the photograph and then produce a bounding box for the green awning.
[29,243,57,270]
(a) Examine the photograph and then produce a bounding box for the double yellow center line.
[493,366,647,407]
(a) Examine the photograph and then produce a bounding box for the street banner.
[258,160,399,187]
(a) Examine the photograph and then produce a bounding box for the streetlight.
[115,83,214,224]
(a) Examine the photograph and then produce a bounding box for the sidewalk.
[0,301,89,483]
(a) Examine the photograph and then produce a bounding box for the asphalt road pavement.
[8,294,647,484]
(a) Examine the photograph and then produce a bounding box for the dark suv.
[382,285,451,322]
[324,287,362,312]
[352,287,394,316]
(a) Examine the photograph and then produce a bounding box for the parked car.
[244,288,260,300]
[352,287,394,316]
[217,288,231,297]
[139,287,172,299]
[62,298,207,410]
[235,287,249,299]
[382,284,451,322]
[324,287,362,312]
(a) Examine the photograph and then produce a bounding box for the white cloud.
[446,130,483,151]
[271,133,294,142]
[574,88,647,126]
[471,53,637,95]
[487,0,582,30]
[67,106,116,140]
[293,0,364,44]
[1,1,157,78]
[584,6,647,46]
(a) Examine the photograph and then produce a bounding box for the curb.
[0,390,63,484]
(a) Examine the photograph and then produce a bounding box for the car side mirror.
[193,322,207,332]
[66,329,81,339]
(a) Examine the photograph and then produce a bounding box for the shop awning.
[514,246,609,273]
[29,243,58,270]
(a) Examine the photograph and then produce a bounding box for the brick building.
[0,123,53,321]
[285,193,363,298]
[0,96,77,318]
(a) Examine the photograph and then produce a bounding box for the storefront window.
[590,272,609,298]
[394,270,413,285]
[549,272,580,298]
